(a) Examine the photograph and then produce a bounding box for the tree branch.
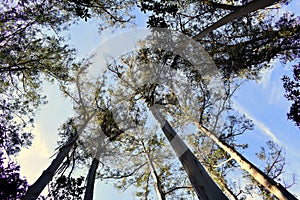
[165,186,193,195]
[193,0,280,40]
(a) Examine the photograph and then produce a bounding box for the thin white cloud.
[269,84,284,105]
[233,101,281,144]
[257,67,274,89]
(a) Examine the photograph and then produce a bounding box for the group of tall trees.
[1,0,299,199]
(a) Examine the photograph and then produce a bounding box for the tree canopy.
[0,0,299,199]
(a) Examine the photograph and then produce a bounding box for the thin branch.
[165,186,193,195]
[101,162,147,180]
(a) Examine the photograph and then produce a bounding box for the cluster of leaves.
[282,62,300,129]
[139,0,178,28]
[0,153,28,200]
[138,1,300,78]
[0,0,78,157]
[0,98,34,155]
[206,13,300,79]
[56,0,137,29]
[249,141,290,199]
[98,127,194,199]
[137,0,300,129]
[46,175,85,199]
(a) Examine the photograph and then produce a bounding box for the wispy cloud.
[269,84,285,105]
[233,101,281,144]
[257,67,274,89]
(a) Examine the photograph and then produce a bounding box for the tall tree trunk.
[193,0,280,40]
[196,123,297,200]
[22,113,95,200]
[84,140,102,200]
[142,141,166,200]
[150,106,228,200]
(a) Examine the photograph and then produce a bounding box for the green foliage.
[97,108,124,141]
[56,0,137,29]
[207,13,300,79]
[244,140,289,200]
[46,175,85,200]
[0,152,28,200]
[282,62,300,129]
[138,1,300,80]
[0,0,77,156]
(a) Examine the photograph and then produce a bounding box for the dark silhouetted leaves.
[282,62,300,129]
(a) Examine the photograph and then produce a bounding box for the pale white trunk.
[193,0,280,40]
[196,123,297,200]
[145,151,166,200]
[22,113,95,200]
[141,140,165,199]
[150,106,228,200]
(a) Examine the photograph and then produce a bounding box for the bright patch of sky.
[232,62,300,195]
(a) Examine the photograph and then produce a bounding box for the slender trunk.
[196,123,297,200]
[142,142,166,200]
[150,106,228,200]
[22,113,95,200]
[192,0,279,40]
[84,141,102,200]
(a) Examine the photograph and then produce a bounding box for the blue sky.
[17,1,300,199]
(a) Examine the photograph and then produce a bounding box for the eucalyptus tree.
[137,0,300,131]
[104,35,297,199]
[174,78,294,199]
[1,2,78,197]
[0,0,140,160]
[97,115,195,199]
[0,0,140,197]
[21,63,99,200]
[246,141,294,199]
[0,0,76,158]
[105,47,228,199]
[145,48,297,199]
[25,66,128,200]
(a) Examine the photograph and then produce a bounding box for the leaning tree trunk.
[22,113,95,200]
[192,0,280,40]
[196,123,297,200]
[84,140,103,200]
[142,141,166,200]
[150,106,228,200]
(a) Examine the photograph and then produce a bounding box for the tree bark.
[22,113,95,200]
[192,0,280,40]
[142,141,166,200]
[84,141,102,200]
[150,106,228,200]
[196,123,297,200]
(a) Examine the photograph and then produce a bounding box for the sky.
[16,1,300,199]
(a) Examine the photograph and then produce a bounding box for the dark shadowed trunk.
[22,113,95,200]
[84,141,103,200]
